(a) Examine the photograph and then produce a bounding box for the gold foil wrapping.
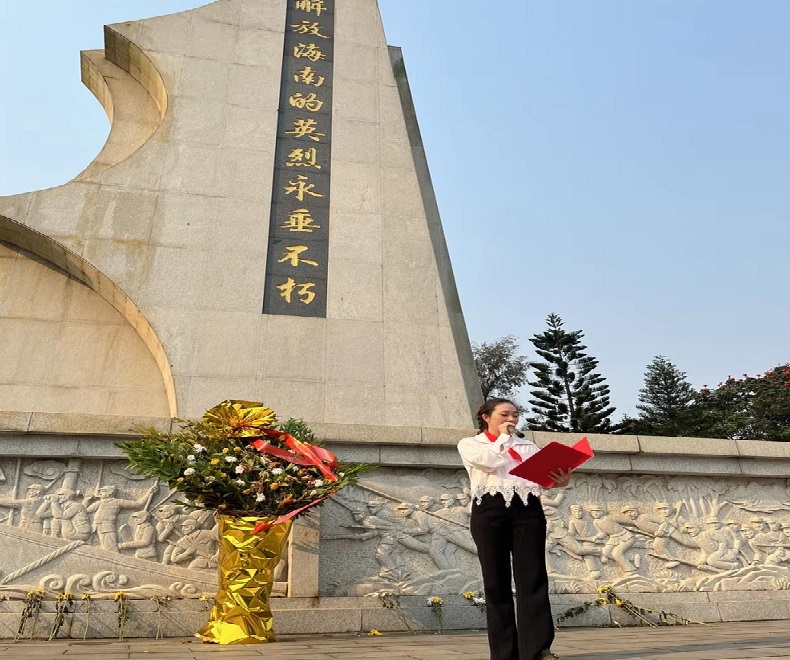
[198,515,293,644]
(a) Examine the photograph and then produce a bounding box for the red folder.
[508,437,594,487]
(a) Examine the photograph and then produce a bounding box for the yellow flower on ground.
[368,629,382,636]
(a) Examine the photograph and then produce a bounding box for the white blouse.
[457,431,543,506]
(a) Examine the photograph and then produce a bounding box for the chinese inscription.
[263,0,335,316]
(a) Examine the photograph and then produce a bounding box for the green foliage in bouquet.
[117,400,369,518]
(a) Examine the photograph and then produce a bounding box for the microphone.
[507,425,525,439]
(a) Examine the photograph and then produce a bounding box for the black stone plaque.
[263,0,335,317]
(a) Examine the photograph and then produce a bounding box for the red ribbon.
[246,428,340,534]
[248,428,338,482]
[252,495,333,534]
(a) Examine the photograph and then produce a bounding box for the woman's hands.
[547,468,571,488]
[497,422,515,436]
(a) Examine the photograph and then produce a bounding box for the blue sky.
[2,1,789,417]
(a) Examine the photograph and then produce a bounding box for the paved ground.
[3,620,790,659]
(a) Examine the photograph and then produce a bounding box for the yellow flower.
[210,458,220,465]
[113,591,126,601]
[176,477,184,483]
[462,591,474,599]
[222,447,230,454]
[368,629,382,636]
[615,599,623,606]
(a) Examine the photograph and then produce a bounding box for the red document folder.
[508,437,594,487]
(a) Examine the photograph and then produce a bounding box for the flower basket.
[117,400,369,644]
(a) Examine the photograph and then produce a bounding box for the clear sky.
[2,1,789,418]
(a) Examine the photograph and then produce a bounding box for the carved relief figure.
[414,495,453,570]
[154,504,183,565]
[696,517,740,571]
[170,517,218,569]
[83,484,157,551]
[588,504,638,573]
[118,510,158,559]
[329,496,405,578]
[546,517,602,579]
[37,488,92,542]
[0,483,46,532]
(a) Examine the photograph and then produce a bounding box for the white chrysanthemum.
[271,468,283,476]
[314,479,324,488]
[204,476,216,484]
[234,479,245,486]
[193,444,206,453]
[255,493,265,502]
[183,467,196,477]
[224,456,238,463]
[186,455,196,464]
[234,465,245,474]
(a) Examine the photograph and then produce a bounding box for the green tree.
[693,365,790,441]
[471,335,529,400]
[633,356,695,436]
[526,314,618,433]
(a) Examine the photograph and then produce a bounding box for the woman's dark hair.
[477,398,517,433]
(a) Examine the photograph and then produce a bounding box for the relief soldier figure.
[170,517,218,570]
[154,503,183,565]
[696,517,740,571]
[0,483,46,532]
[118,510,158,559]
[83,484,157,552]
[588,504,639,574]
[38,488,91,542]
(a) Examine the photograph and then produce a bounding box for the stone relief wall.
[319,469,790,597]
[3,457,788,602]
[0,457,289,599]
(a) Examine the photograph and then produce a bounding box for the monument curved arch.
[0,215,176,416]
[75,27,168,180]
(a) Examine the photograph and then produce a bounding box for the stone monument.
[0,0,789,638]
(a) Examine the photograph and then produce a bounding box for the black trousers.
[470,492,554,660]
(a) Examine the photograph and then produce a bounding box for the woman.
[458,398,570,660]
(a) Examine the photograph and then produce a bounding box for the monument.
[0,0,789,638]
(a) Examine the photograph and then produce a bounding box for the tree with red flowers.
[692,365,790,442]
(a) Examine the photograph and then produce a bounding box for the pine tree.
[526,314,618,433]
[472,335,529,400]
[634,356,694,436]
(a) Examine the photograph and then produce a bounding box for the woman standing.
[458,398,570,660]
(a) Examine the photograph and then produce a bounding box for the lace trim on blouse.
[471,481,542,507]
